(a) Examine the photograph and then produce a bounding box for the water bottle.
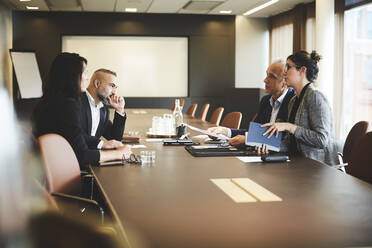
[173,99,183,128]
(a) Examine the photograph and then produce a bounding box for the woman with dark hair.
[32,52,131,167]
[261,50,337,165]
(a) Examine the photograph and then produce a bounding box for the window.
[270,13,293,62]
[271,23,293,62]
[342,3,372,139]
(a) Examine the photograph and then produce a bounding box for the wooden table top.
[92,108,372,248]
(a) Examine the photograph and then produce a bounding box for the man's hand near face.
[109,94,125,114]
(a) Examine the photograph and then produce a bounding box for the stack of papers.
[184,124,228,140]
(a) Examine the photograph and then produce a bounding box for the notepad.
[246,122,282,152]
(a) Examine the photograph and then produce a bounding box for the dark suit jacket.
[32,97,100,167]
[80,92,126,149]
[231,88,296,137]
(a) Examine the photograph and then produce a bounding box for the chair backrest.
[171,99,185,112]
[186,104,198,117]
[347,131,372,184]
[198,104,210,121]
[220,112,242,129]
[38,134,81,195]
[209,107,224,125]
[343,121,369,163]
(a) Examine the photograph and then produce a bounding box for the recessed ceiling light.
[125,8,137,12]
[26,6,39,10]
[219,10,232,14]
[20,0,31,2]
[243,0,279,16]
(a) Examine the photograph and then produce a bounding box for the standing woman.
[32,52,131,167]
[262,51,337,165]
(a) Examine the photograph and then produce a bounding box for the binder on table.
[246,122,282,152]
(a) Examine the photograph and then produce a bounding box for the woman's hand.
[261,122,297,138]
[255,144,268,155]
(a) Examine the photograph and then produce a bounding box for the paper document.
[237,156,262,163]
[246,122,282,152]
[131,145,147,149]
[145,138,163,143]
[183,123,228,140]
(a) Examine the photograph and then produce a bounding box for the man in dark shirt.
[209,61,295,146]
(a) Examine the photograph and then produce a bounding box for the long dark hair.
[32,53,87,122]
[287,50,321,82]
[42,52,87,101]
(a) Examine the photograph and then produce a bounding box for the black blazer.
[231,88,296,137]
[80,92,126,149]
[32,97,100,167]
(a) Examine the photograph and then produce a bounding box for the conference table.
[90,109,372,248]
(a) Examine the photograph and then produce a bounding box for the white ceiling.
[4,0,314,17]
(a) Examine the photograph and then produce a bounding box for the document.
[184,123,229,140]
[131,145,147,149]
[237,156,262,163]
[246,122,282,152]
[145,138,163,143]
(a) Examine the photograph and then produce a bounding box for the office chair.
[334,121,369,172]
[186,104,198,117]
[198,103,210,121]
[171,99,185,112]
[220,112,242,129]
[38,133,104,223]
[340,121,369,164]
[209,107,224,125]
[347,131,372,185]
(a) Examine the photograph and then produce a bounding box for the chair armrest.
[51,192,104,224]
[51,192,100,207]
[332,163,348,173]
[337,152,344,165]
[80,170,91,176]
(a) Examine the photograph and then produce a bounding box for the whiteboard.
[62,36,188,97]
[10,51,43,98]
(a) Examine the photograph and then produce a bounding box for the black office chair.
[347,131,372,184]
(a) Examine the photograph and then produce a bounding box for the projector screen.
[62,36,188,97]
[10,50,43,99]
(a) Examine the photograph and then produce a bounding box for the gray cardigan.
[283,84,338,165]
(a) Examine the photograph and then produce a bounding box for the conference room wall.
[12,11,261,126]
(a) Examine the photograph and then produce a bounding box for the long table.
[91,109,372,248]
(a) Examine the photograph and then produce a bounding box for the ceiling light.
[219,10,232,14]
[20,0,31,2]
[243,0,279,16]
[26,6,39,10]
[125,8,137,12]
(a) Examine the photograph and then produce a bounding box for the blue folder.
[245,122,282,152]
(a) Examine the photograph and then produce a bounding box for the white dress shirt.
[269,88,288,123]
[85,91,104,149]
[226,88,289,138]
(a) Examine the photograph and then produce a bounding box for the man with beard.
[80,68,126,150]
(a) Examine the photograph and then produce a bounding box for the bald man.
[209,61,295,146]
[80,68,126,150]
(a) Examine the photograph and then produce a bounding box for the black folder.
[185,145,258,157]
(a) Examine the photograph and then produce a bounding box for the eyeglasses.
[285,64,299,72]
[122,153,142,165]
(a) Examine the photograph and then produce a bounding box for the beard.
[98,93,108,101]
